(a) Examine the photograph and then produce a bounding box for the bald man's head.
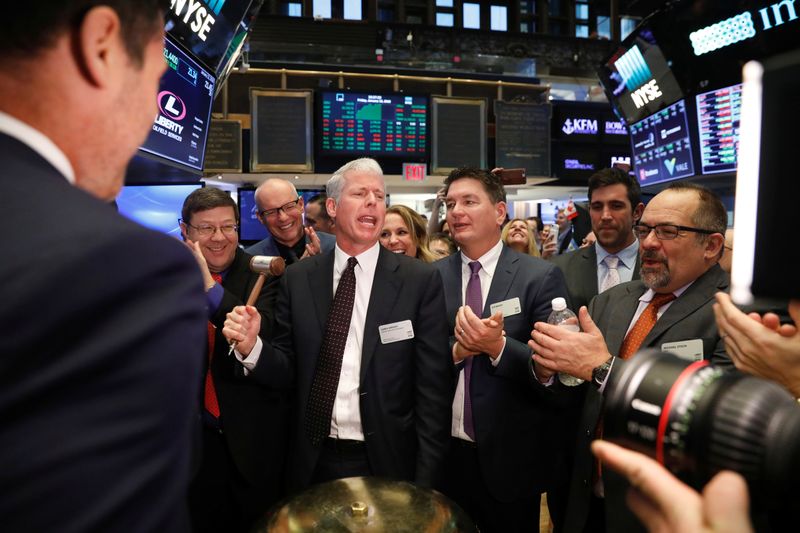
[254,179,304,246]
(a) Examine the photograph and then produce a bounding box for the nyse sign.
[631,79,663,110]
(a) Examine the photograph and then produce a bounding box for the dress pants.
[443,438,541,533]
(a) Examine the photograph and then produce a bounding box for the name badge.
[379,320,415,344]
[489,297,522,317]
[661,339,704,362]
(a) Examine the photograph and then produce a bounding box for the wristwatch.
[591,357,614,389]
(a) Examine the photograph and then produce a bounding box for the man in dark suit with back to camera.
[530,182,732,533]
[179,188,288,532]
[0,2,207,532]
[223,158,453,493]
[435,167,574,533]
[552,167,644,312]
[246,178,336,264]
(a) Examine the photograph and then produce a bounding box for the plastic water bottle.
[547,297,585,386]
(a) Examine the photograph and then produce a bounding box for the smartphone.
[498,168,526,185]
[549,223,559,244]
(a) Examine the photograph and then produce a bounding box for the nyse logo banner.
[613,45,663,109]
[170,0,226,41]
[562,118,598,136]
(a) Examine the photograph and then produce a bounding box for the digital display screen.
[165,0,255,73]
[237,188,323,243]
[629,99,695,185]
[319,91,427,157]
[138,37,215,173]
[117,183,203,236]
[598,27,684,125]
[696,83,742,175]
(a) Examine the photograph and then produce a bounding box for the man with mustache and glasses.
[552,167,645,312]
[529,181,732,533]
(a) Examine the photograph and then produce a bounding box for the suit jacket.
[250,245,453,493]
[0,134,207,533]
[245,230,336,260]
[435,245,578,502]
[563,264,732,533]
[551,244,641,312]
[204,247,289,494]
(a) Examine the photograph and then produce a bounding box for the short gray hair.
[326,158,384,201]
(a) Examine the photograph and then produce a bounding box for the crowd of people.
[2,3,799,533]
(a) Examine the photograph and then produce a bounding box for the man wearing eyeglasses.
[179,187,288,532]
[246,178,335,265]
[529,181,732,533]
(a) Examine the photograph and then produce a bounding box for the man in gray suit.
[551,167,644,311]
[530,181,731,533]
[246,178,335,263]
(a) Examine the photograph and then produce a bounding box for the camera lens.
[603,350,800,508]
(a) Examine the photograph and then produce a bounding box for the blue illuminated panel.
[629,99,695,186]
[696,83,742,175]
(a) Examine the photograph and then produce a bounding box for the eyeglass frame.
[258,197,302,219]
[633,223,718,241]
[180,220,239,237]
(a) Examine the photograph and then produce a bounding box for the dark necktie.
[305,256,358,446]
[204,272,224,419]
[463,260,482,440]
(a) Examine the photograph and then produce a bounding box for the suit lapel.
[604,282,645,355]
[442,253,464,327]
[483,245,518,317]
[579,246,598,300]
[308,250,335,333]
[360,247,403,383]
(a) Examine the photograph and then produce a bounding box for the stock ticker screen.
[696,83,742,175]
[138,37,215,172]
[629,99,695,186]
[319,92,428,157]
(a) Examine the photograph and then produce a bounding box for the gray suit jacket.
[563,264,731,533]
[550,244,641,312]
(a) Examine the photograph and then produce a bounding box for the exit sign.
[403,163,427,181]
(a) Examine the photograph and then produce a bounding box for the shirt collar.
[460,238,503,277]
[334,241,381,275]
[596,238,640,269]
[0,111,75,184]
[639,279,695,304]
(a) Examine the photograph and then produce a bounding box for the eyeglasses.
[633,223,717,241]
[259,198,301,218]
[181,221,238,236]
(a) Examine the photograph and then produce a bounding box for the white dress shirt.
[451,239,504,441]
[234,241,381,441]
[0,111,75,184]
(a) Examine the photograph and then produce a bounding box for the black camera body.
[603,350,800,508]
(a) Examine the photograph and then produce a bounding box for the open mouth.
[358,216,377,227]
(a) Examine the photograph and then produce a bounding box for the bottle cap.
[551,297,567,311]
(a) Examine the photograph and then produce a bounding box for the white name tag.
[661,339,704,362]
[489,297,522,317]
[379,320,415,344]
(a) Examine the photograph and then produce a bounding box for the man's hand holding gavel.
[223,306,262,358]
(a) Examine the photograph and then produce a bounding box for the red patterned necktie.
[204,272,224,419]
[305,257,358,446]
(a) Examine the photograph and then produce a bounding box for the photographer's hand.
[592,441,753,533]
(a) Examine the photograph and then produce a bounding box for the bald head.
[254,178,305,246]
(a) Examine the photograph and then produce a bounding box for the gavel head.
[249,255,286,277]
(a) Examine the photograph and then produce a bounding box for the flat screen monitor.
[116,182,203,237]
[165,0,258,74]
[237,188,323,243]
[598,25,684,125]
[629,99,695,186]
[695,83,742,175]
[317,91,428,158]
[138,37,215,173]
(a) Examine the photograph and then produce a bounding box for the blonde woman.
[502,218,541,257]
[380,205,437,262]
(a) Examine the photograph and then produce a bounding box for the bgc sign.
[169,0,227,41]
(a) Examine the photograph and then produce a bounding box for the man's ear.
[326,197,337,219]
[179,221,189,242]
[76,6,123,88]
[705,233,725,260]
[495,201,507,226]
[633,202,645,223]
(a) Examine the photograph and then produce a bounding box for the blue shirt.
[595,239,639,290]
